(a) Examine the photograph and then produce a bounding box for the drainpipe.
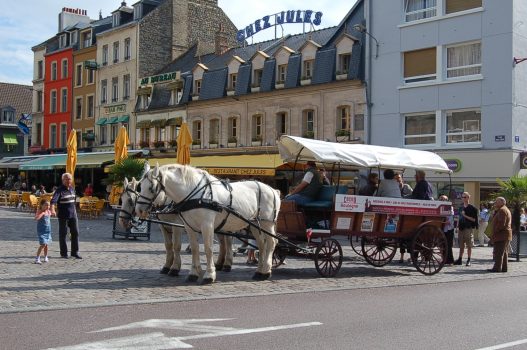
[365,0,373,145]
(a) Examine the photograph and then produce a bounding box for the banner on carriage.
[335,195,451,217]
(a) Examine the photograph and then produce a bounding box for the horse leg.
[168,227,182,276]
[261,224,277,279]
[186,230,201,282]
[201,224,216,285]
[159,225,172,275]
[251,228,266,281]
[215,234,225,271]
[223,235,233,272]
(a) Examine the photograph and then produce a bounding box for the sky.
[0,0,356,86]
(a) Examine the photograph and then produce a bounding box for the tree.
[103,157,146,187]
[493,175,527,234]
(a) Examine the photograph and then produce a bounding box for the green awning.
[19,154,66,170]
[95,118,108,125]
[3,134,18,145]
[166,117,182,126]
[118,115,130,123]
[150,119,167,127]
[136,120,151,128]
[107,117,119,124]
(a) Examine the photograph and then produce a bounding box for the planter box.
[275,83,284,89]
[227,142,237,148]
[192,144,201,149]
[251,86,260,93]
[192,95,199,101]
[300,79,311,86]
[209,143,218,149]
[336,135,349,142]
[336,74,348,81]
[251,141,262,146]
[226,90,235,96]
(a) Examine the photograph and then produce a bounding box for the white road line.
[475,338,527,350]
[92,318,234,333]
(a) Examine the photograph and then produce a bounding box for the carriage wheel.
[350,235,364,257]
[411,225,447,275]
[272,246,286,268]
[361,236,397,267]
[314,238,343,277]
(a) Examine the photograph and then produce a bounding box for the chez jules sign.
[237,10,323,43]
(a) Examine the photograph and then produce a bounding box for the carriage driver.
[284,161,326,206]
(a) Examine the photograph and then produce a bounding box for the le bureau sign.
[104,104,126,115]
[139,71,179,86]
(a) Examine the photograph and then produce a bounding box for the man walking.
[454,192,478,266]
[488,197,512,272]
[51,173,82,259]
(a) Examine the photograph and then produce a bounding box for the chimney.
[215,24,229,56]
[99,10,103,20]
[121,1,127,6]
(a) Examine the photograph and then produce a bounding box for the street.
[1,276,526,350]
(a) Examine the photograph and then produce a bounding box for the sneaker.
[466,259,471,267]
[71,254,82,259]
[34,258,41,264]
[44,256,49,262]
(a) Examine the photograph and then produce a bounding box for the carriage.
[272,135,453,277]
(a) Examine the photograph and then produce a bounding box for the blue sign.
[515,135,520,142]
[237,10,323,43]
[17,113,31,135]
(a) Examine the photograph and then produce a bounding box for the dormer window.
[194,79,202,95]
[139,94,151,110]
[71,31,78,45]
[2,109,15,124]
[133,4,142,20]
[253,69,263,86]
[82,31,92,49]
[338,54,351,74]
[170,88,183,105]
[112,12,120,27]
[59,34,68,48]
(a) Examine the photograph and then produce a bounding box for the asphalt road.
[2,276,526,350]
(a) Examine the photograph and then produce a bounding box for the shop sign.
[139,71,179,86]
[495,135,505,142]
[237,10,323,43]
[104,104,126,115]
[203,167,275,176]
[62,7,87,15]
[444,159,462,173]
[334,195,452,216]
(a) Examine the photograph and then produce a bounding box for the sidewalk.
[0,206,525,314]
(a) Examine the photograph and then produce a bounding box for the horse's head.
[136,164,165,219]
[119,177,139,228]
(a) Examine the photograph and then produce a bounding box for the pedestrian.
[478,203,490,246]
[83,183,94,197]
[284,161,323,206]
[520,207,527,231]
[30,184,38,195]
[34,199,52,264]
[50,173,82,259]
[488,197,512,273]
[439,195,455,265]
[246,238,258,265]
[410,170,434,200]
[454,192,478,266]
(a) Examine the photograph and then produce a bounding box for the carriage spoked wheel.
[350,235,364,257]
[411,225,447,275]
[272,246,286,268]
[314,238,343,277]
[361,236,397,267]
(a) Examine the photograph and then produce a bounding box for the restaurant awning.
[166,117,183,126]
[3,134,18,145]
[95,118,108,125]
[106,117,119,124]
[136,120,151,128]
[149,154,284,176]
[19,154,66,170]
[118,115,130,123]
[150,119,167,127]
[18,151,142,170]
[0,155,44,169]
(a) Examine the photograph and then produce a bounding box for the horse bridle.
[136,172,165,212]
[119,184,139,221]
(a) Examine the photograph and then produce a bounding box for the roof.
[0,83,32,116]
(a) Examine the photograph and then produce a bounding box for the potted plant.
[275,80,285,89]
[139,141,150,148]
[303,131,315,139]
[153,140,165,149]
[192,139,201,149]
[227,136,237,147]
[300,75,311,86]
[251,135,262,146]
[226,88,235,96]
[168,140,177,148]
[335,129,350,142]
[251,82,260,93]
[209,138,218,149]
[336,70,348,80]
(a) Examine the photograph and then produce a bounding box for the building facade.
[0,83,33,158]
[366,0,527,203]
[30,43,46,154]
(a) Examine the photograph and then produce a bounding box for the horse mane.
[159,164,217,188]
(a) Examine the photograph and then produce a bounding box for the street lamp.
[353,23,379,59]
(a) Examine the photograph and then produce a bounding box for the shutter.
[404,47,436,78]
[446,0,482,14]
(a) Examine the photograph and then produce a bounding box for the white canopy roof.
[277,136,451,173]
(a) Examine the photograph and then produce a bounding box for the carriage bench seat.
[301,185,348,210]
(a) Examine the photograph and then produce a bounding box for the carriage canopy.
[277,135,451,173]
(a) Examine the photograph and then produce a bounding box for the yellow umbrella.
[110,126,129,205]
[66,129,77,180]
[176,122,193,165]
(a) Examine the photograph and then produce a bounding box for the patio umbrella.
[66,129,77,180]
[109,126,130,205]
[176,122,192,165]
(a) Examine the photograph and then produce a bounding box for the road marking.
[45,332,192,349]
[92,318,236,333]
[475,338,527,350]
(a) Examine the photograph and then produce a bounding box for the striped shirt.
[51,185,77,219]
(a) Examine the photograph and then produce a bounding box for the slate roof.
[0,83,32,116]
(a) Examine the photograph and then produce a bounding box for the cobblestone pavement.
[1,206,526,314]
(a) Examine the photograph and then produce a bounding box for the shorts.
[458,228,474,248]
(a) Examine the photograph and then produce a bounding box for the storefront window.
[404,113,436,145]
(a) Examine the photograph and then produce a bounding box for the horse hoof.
[160,267,170,274]
[168,269,179,277]
[186,275,199,282]
[222,265,231,272]
[252,272,263,281]
[261,273,271,280]
[214,264,223,270]
[201,278,214,285]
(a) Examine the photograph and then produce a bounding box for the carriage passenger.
[284,161,323,206]
[375,169,401,198]
[358,173,379,196]
[410,170,434,200]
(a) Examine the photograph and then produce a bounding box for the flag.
[306,228,313,242]
[17,113,31,135]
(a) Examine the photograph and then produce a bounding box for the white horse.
[135,164,281,283]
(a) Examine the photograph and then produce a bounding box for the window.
[61,88,68,113]
[59,34,68,48]
[50,90,57,113]
[123,74,130,100]
[75,64,83,86]
[168,125,178,142]
[87,95,94,118]
[87,68,95,84]
[277,64,287,83]
[139,94,151,110]
[253,69,263,86]
[208,119,220,144]
[276,112,288,136]
[82,31,92,48]
[445,0,482,14]
[112,77,119,102]
[124,38,131,60]
[37,91,43,112]
[302,109,315,137]
[229,73,237,90]
[112,12,120,27]
[133,4,142,20]
[50,125,57,148]
[62,59,68,79]
[37,60,43,79]
[51,62,57,80]
[100,124,107,144]
[170,88,182,105]
[447,42,481,78]
[75,97,82,119]
[192,120,202,141]
[60,124,67,148]
[404,113,436,145]
[111,124,118,143]
[404,0,437,22]
[101,79,107,103]
[404,47,436,83]
[2,110,15,123]
[303,60,314,79]
[140,127,150,144]
[337,106,350,131]
[354,114,365,140]
[36,123,42,145]
[228,117,238,140]
[252,114,263,140]
[338,54,351,74]
[113,42,119,63]
[102,45,108,66]
[194,79,202,94]
[71,31,78,45]
[154,127,163,143]
[76,131,82,148]
[446,109,481,144]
